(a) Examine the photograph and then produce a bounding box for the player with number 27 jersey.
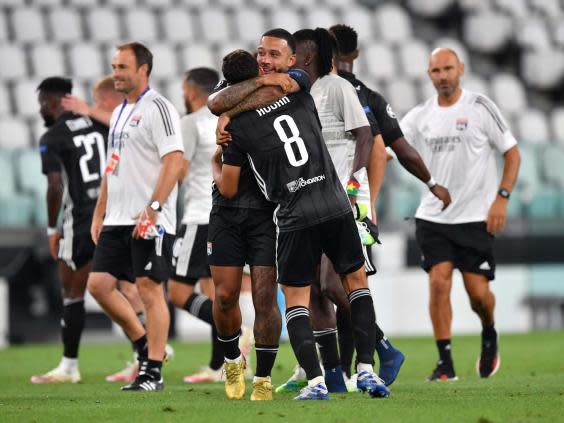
[40,113,107,249]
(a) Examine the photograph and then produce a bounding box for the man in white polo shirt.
[87,42,184,392]
[400,48,521,382]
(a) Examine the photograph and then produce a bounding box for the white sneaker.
[346,373,360,392]
[183,366,223,383]
[31,365,81,384]
[106,359,138,383]
[275,364,308,393]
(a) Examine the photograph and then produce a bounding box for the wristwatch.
[497,189,511,199]
[149,201,162,212]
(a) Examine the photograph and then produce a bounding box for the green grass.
[1,332,563,423]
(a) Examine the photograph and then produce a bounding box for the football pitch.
[1,331,563,423]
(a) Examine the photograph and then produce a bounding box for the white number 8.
[273,115,309,167]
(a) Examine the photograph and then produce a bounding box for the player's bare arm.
[366,134,387,225]
[61,94,112,126]
[487,145,521,234]
[208,73,296,116]
[46,172,63,260]
[132,150,184,239]
[91,174,107,245]
[211,146,241,198]
[391,137,452,210]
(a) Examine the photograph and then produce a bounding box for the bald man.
[400,48,520,381]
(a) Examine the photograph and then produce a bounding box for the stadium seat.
[0,151,34,227]
[407,0,454,17]
[33,0,64,5]
[12,8,46,43]
[14,80,40,118]
[87,8,121,42]
[525,186,560,218]
[268,6,303,34]
[490,73,527,116]
[215,0,247,8]
[398,39,429,81]
[198,8,231,43]
[162,77,186,117]
[521,50,564,90]
[217,41,255,68]
[180,43,215,70]
[552,19,564,48]
[30,44,66,79]
[516,145,541,203]
[233,9,267,44]
[542,145,564,188]
[323,0,356,8]
[161,8,196,43]
[516,17,552,51]
[0,13,8,43]
[458,0,492,12]
[148,43,178,80]
[463,74,489,95]
[0,118,31,149]
[32,118,47,146]
[304,9,338,29]
[48,8,83,42]
[106,0,137,7]
[341,6,375,43]
[0,83,10,116]
[0,44,28,80]
[144,0,176,8]
[493,0,529,18]
[69,43,105,80]
[516,109,550,145]
[386,79,418,116]
[419,79,437,101]
[0,0,22,6]
[373,3,412,43]
[17,149,47,199]
[463,12,512,54]
[124,9,158,43]
[550,107,564,146]
[66,0,98,7]
[529,0,562,17]
[364,42,396,81]
[175,0,207,9]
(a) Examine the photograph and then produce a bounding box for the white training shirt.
[104,89,184,234]
[400,89,517,224]
[181,106,218,225]
[310,74,369,188]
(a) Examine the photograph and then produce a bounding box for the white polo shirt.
[105,88,184,234]
[400,89,517,224]
[180,106,218,225]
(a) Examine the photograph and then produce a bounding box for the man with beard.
[32,77,109,384]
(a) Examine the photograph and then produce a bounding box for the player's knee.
[429,275,451,299]
[87,277,109,300]
[214,286,238,312]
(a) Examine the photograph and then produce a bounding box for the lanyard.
[110,86,150,149]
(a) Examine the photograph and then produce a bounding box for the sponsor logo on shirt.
[286,174,326,193]
[456,117,468,131]
[424,136,462,153]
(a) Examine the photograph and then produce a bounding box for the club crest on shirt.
[456,117,468,131]
[207,242,213,256]
[130,115,142,127]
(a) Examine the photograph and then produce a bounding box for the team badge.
[130,115,142,127]
[456,117,468,131]
[207,242,213,256]
[386,104,396,119]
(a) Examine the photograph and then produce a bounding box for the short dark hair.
[37,77,72,96]
[117,42,153,76]
[293,28,337,77]
[222,50,259,84]
[329,24,358,55]
[262,28,296,53]
[185,67,220,95]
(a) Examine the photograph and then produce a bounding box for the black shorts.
[92,225,174,283]
[277,212,365,286]
[58,219,95,270]
[171,224,211,285]
[207,205,276,267]
[415,219,496,280]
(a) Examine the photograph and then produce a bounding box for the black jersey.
[40,113,108,227]
[338,70,404,146]
[222,91,351,232]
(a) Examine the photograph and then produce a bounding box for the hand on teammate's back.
[430,184,452,211]
[259,73,294,92]
[216,114,232,145]
[61,94,90,116]
[486,197,507,235]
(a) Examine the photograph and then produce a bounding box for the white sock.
[60,357,78,373]
[225,354,242,364]
[253,375,271,383]
[308,375,325,388]
[357,362,373,374]
[239,291,255,328]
